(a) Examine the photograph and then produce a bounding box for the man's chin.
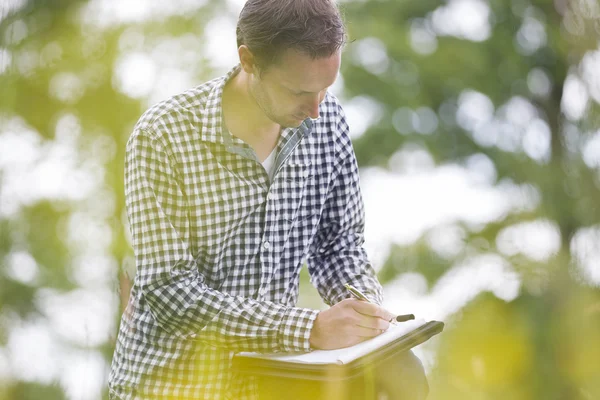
[288,121,304,129]
[283,116,307,129]
[270,114,307,129]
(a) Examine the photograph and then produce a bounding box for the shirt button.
[267,192,274,200]
[263,241,270,250]
[259,288,266,296]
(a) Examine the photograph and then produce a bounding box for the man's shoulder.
[314,91,352,149]
[321,91,343,117]
[133,75,223,137]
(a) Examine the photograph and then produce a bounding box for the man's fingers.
[354,325,387,338]
[348,299,395,321]
[352,314,390,331]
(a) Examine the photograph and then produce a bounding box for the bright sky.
[1,0,600,398]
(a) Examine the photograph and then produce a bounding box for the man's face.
[248,49,341,128]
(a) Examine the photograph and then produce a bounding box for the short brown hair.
[236,0,346,70]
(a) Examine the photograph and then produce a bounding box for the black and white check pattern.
[108,65,383,400]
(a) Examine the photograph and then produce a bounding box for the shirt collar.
[200,64,241,145]
[201,64,314,148]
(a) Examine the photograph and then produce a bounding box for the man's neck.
[222,69,280,144]
[222,69,282,162]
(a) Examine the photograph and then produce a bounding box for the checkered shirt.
[108,64,383,400]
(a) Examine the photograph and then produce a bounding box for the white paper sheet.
[237,319,427,365]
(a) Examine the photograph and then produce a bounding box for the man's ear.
[238,45,259,76]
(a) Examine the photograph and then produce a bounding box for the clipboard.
[232,320,444,382]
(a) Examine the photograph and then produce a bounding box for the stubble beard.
[249,80,300,129]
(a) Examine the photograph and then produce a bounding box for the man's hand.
[309,298,396,350]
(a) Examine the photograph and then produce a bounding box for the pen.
[344,283,415,324]
[395,314,415,322]
[344,282,370,302]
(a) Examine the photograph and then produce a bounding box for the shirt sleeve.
[306,106,384,306]
[125,128,318,353]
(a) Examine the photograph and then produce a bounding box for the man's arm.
[125,128,318,353]
[307,104,384,306]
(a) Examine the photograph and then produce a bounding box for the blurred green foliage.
[1,0,599,399]
[339,0,600,397]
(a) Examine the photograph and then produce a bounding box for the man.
[109,0,428,399]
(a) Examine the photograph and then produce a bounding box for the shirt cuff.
[277,307,319,352]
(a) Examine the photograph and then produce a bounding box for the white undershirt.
[261,148,277,182]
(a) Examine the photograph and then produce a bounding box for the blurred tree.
[0,0,229,398]
[1,0,599,399]
[340,0,600,398]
